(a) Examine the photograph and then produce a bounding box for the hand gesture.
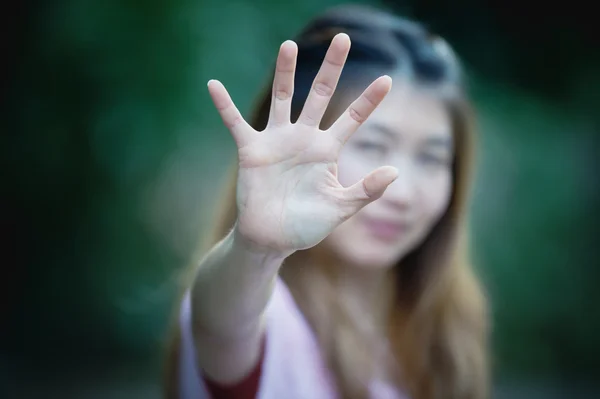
[207,34,398,254]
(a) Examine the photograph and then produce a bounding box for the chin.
[325,235,406,270]
[323,219,430,270]
[358,244,407,268]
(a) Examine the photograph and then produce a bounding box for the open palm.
[208,34,398,254]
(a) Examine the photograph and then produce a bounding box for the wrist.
[231,223,293,262]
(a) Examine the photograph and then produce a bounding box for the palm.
[237,128,342,250]
[208,34,398,253]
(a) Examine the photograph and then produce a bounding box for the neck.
[340,264,396,330]
[326,253,399,382]
[290,248,401,383]
[310,247,397,332]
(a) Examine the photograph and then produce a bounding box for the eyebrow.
[370,122,453,149]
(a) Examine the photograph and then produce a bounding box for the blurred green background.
[2,0,599,397]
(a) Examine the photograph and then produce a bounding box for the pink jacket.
[178,277,407,399]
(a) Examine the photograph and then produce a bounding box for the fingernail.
[385,166,399,181]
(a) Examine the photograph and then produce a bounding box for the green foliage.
[469,78,600,377]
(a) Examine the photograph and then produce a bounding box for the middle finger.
[297,33,351,127]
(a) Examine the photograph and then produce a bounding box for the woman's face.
[325,81,454,268]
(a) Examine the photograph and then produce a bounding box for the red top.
[202,337,266,399]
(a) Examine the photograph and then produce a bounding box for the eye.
[418,152,449,167]
[355,141,387,155]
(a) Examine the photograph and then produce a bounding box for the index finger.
[329,75,392,146]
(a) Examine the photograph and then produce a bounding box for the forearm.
[190,224,288,341]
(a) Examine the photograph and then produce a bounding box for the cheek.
[418,171,452,223]
[388,170,452,259]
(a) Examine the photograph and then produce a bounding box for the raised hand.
[207,33,398,254]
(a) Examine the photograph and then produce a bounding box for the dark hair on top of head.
[273,4,463,127]
[293,4,461,85]
[251,5,463,132]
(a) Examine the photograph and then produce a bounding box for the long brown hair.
[164,5,489,399]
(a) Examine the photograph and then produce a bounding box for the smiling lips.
[361,216,408,242]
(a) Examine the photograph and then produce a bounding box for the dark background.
[2,0,599,397]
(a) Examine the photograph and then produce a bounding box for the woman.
[164,4,489,399]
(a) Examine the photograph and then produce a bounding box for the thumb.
[340,165,398,214]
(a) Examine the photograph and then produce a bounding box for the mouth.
[360,216,408,242]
